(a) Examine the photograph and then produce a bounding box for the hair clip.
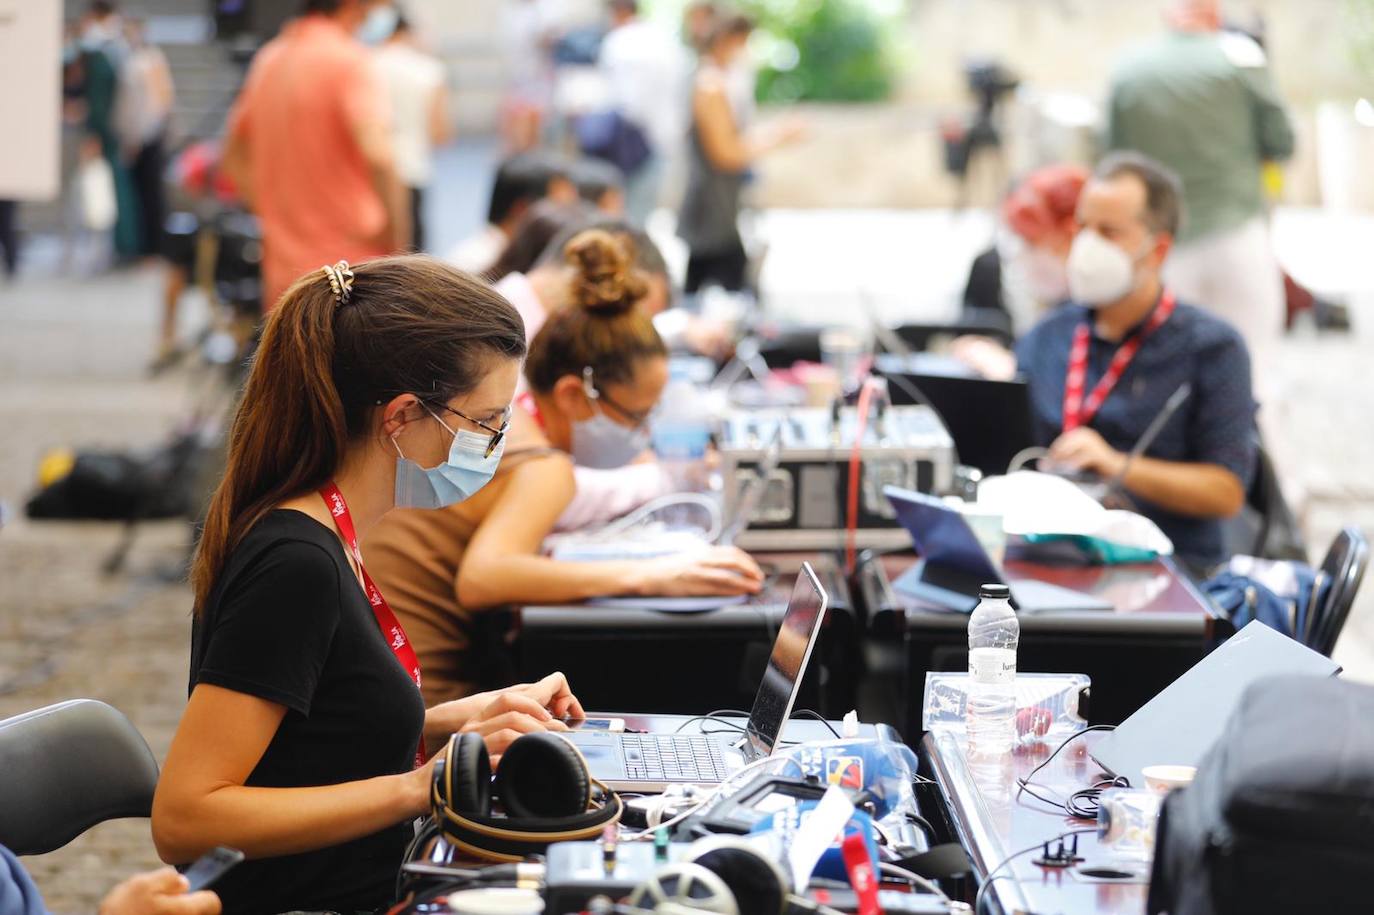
[321,260,355,305]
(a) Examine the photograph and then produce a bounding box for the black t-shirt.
[190,510,427,915]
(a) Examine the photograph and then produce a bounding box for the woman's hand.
[637,546,765,597]
[425,673,585,761]
[98,867,221,915]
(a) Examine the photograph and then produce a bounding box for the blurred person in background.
[501,0,567,153]
[371,11,449,253]
[682,2,718,54]
[486,198,591,285]
[119,18,174,262]
[954,164,1088,379]
[448,151,578,274]
[599,0,687,225]
[570,156,627,216]
[221,0,409,311]
[679,13,803,293]
[1105,0,1294,383]
[76,0,141,261]
[966,164,1089,330]
[1015,153,1256,574]
[149,140,244,372]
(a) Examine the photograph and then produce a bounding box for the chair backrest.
[1310,527,1370,657]
[0,699,160,855]
[1246,439,1308,562]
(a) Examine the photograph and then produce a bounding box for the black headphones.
[430,731,623,862]
[628,836,791,915]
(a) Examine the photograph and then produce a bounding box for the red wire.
[846,378,876,575]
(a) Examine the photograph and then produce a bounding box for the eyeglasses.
[593,387,653,429]
[429,403,510,458]
[581,366,654,430]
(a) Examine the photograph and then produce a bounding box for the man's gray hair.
[1095,151,1186,238]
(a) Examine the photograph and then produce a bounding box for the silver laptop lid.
[743,562,829,760]
[719,425,785,546]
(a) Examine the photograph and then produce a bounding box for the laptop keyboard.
[619,733,731,782]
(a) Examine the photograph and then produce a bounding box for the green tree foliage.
[741,0,895,103]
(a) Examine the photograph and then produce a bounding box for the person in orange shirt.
[221,0,410,311]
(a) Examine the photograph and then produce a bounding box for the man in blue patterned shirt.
[1015,152,1257,572]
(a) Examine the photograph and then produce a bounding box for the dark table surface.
[516,553,861,718]
[922,729,1151,915]
[869,552,1220,635]
[860,552,1227,734]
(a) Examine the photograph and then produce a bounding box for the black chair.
[1305,528,1370,657]
[1223,438,1308,563]
[0,699,160,855]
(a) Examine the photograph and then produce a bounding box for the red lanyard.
[1062,289,1176,433]
[319,482,425,767]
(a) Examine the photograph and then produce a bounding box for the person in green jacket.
[1105,0,1294,385]
[77,1,141,261]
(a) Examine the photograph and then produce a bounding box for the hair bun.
[564,229,648,315]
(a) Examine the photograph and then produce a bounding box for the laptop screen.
[744,563,828,759]
[880,368,1034,477]
[884,485,1003,583]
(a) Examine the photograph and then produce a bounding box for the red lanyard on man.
[1062,289,1177,433]
[320,482,425,768]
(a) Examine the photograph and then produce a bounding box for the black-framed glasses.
[595,388,654,428]
[428,403,510,458]
[583,367,653,429]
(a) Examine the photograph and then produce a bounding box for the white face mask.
[1067,229,1150,308]
[1010,245,1070,306]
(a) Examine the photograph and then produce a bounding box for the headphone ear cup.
[448,731,492,817]
[689,837,789,915]
[493,732,590,819]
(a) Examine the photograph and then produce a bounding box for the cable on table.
[974,828,1098,915]
[1014,725,1120,819]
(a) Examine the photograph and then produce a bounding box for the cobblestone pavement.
[2,219,1373,909]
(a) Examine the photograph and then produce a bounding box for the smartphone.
[183,846,245,892]
[563,716,626,733]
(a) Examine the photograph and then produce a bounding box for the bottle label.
[969,648,1016,686]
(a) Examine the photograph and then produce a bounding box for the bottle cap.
[979,583,1011,600]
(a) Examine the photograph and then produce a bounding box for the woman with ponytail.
[366,230,763,707]
[151,255,584,915]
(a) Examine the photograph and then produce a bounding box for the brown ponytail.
[191,255,525,612]
[525,229,665,392]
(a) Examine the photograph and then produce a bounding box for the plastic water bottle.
[967,583,1020,756]
[651,366,714,491]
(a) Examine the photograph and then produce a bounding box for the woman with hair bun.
[366,228,764,708]
[152,255,584,915]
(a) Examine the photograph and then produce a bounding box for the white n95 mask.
[1067,230,1144,307]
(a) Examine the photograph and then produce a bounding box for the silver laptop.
[1091,620,1340,788]
[567,563,828,792]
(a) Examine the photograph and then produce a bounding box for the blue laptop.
[883,485,1112,614]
